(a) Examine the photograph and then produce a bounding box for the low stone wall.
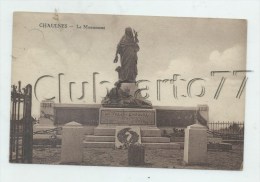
[54,104,100,125]
[52,104,208,128]
[154,106,197,127]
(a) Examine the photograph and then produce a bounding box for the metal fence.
[208,121,244,140]
[10,81,33,163]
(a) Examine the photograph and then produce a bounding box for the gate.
[9,81,33,163]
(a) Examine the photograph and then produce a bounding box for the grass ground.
[33,144,243,170]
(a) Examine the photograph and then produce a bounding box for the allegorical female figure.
[114,27,139,83]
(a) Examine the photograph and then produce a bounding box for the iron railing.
[10,81,33,163]
[208,121,244,140]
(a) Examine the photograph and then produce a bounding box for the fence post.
[61,121,84,164]
[184,124,207,165]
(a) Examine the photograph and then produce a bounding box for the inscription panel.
[100,108,156,125]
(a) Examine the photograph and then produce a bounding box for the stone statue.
[114,27,139,83]
[101,27,152,108]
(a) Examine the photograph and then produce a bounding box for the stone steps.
[83,141,115,148]
[84,135,170,143]
[141,137,170,143]
[85,135,115,142]
[94,127,161,137]
[86,125,177,149]
[83,141,180,149]
[144,143,180,149]
[94,127,115,136]
[141,129,161,137]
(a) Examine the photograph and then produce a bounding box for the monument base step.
[83,141,180,149]
[141,137,170,143]
[85,135,115,142]
[33,124,56,132]
[94,126,161,137]
[144,143,180,149]
[141,128,161,137]
[85,135,170,143]
[83,141,115,148]
[86,125,175,149]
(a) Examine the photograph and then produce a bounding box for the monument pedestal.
[99,107,156,126]
[83,107,180,149]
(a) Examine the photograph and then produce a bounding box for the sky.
[11,12,247,122]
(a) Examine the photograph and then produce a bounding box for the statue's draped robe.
[117,31,139,82]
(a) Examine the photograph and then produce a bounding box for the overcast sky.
[12,12,247,121]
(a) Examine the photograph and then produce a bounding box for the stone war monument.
[11,12,247,171]
[101,27,152,108]
[88,27,180,150]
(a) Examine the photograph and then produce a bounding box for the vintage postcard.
[10,12,247,170]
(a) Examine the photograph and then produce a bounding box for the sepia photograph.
[9,12,247,170]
